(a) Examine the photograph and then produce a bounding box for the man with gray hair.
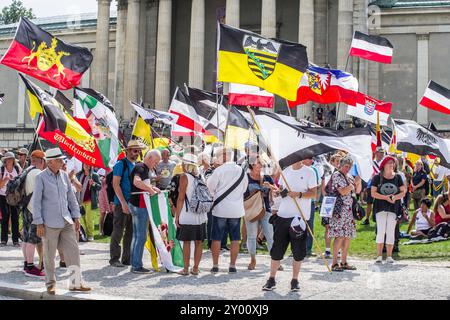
[128,149,162,273]
[33,148,90,295]
[207,147,248,274]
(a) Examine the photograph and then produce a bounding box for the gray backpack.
[185,174,213,214]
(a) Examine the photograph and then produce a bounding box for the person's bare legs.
[36,243,43,269]
[365,203,372,221]
[211,240,221,267]
[230,240,239,267]
[332,238,343,266]
[193,240,203,272]
[376,243,384,257]
[340,238,351,264]
[292,260,301,280]
[99,212,106,236]
[386,244,394,258]
[269,259,281,278]
[325,225,332,250]
[182,241,190,272]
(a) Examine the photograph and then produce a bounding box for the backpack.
[4,165,33,208]
[106,158,129,203]
[168,174,181,206]
[185,174,213,214]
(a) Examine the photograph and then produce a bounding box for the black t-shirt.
[372,173,403,215]
[412,171,427,190]
[129,162,150,208]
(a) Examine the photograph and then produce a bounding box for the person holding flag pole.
[245,107,331,293]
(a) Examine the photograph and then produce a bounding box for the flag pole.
[284,99,293,117]
[246,106,332,273]
[335,52,351,130]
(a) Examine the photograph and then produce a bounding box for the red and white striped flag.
[228,83,274,108]
[419,80,450,115]
[346,92,392,126]
[349,31,393,64]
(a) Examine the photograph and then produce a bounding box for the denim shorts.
[22,208,41,245]
[211,216,241,242]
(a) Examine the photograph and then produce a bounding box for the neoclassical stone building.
[0,0,449,149]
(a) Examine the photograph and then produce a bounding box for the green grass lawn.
[90,207,450,261]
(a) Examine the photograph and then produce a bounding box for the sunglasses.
[130,149,141,154]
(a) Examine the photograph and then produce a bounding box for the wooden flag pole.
[246,106,332,273]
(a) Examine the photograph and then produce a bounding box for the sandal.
[341,263,357,271]
[331,263,343,272]
[178,269,189,276]
[190,268,200,275]
[247,262,256,270]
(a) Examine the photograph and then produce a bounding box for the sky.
[0,0,108,18]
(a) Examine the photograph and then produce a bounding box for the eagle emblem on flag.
[243,35,279,80]
[364,99,376,116]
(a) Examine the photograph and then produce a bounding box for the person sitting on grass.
[410,197,435,239]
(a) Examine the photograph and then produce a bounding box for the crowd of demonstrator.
[1,140,450,295]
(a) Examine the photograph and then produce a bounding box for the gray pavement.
[0,242,449,300]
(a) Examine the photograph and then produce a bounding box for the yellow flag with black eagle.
[217,23,308,101]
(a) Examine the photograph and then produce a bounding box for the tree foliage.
[0,0,35,25]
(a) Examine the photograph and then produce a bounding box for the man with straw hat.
[110,139,145,268]
[33,148,91,294]
[17,147,29,170]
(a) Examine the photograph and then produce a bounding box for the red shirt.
[435,203,450,225]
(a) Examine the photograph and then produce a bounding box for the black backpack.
[106,158,129,203]
[3,165,31,208]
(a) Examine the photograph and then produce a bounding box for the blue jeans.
[246,212,273,255]
[129,203,149,270]
[211,216,241,241]
[306,201,315,253]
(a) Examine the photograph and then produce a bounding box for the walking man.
[33,148,91,295]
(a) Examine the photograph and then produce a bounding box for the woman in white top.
[0,152,22,246]
[411,197,435,238]
[175,153,208,276]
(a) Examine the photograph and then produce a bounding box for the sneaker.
[386,257,395,264]
[122,261,131,266]
[375,256,383,263]
[221,246,230,251]
[87,237,94,242]
[324,251,332,259]
[228,266,237,274]
[131,267,151,274]
[290,279,300,292]
[24,266,45,278]
[110,261,125,268]
[262,278,276,291]
[361,219,370,226]
[59,261,67,269]
[210,266,219,273]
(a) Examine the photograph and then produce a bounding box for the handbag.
[351,197,365,221]
[244,190,265,223]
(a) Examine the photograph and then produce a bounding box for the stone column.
[155,0,172,110]
[17,76,25,128]
[417,33,429,125]
[92,0,111,94]
[188,0,205,89]
[337,0,353,122]
[114,0,127,119]
[261,0,276,38]
[225,0,240,27]
[297,0,314,121]
[314,0,327,66]
[144,0,159,106]
[123,0,140,120]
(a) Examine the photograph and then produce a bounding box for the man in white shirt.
[262,160,317,292]
[432,159,450,197]
[207,147,248,274]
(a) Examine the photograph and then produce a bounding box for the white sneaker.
[87,237,94,242]
[386,257,395,264]
[375,256,383,263]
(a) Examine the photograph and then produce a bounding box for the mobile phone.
[280,189,289,198]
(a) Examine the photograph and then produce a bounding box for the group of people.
[2,136,450,295]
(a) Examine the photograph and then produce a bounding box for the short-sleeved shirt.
[113,158,135,205]
[0,166,20,196]
[434,165,450,181]
[155,160,176,190]
[372,173,403,215]
[244,174,274,213]
[129,162,150,208]
[412,170,428,190]
[278,165,317,219]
